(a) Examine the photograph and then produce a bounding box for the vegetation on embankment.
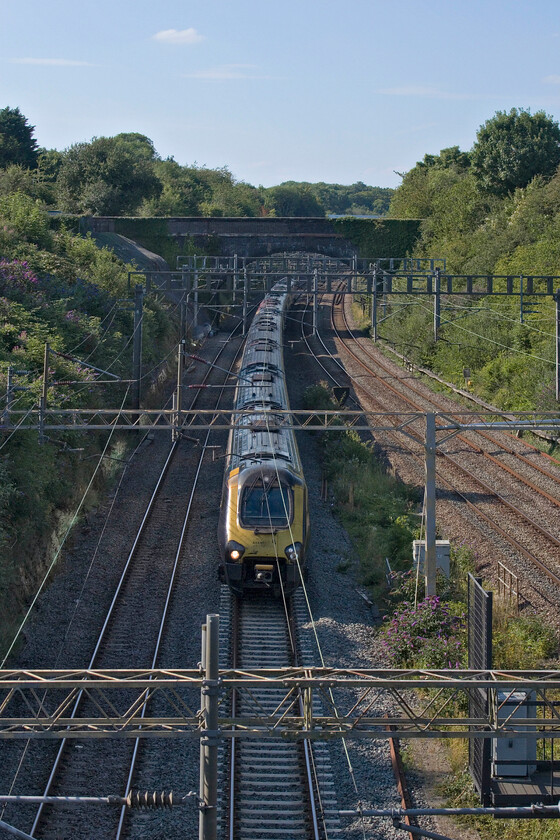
[303,383,420,595]
[303,385,557,670]
[383,109,560,413]
[305,382,558,840]
[0,192,178,656]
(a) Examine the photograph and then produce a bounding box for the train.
[218,281,309,597]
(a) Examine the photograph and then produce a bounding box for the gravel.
[0,298,474,840]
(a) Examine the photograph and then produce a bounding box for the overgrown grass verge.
[303,382,559,839]
[303,383,421,598]
[0,193,180,659]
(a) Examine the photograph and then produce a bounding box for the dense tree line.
[384,107,560,411]
[388,107,560,275]
[0,106,392,217]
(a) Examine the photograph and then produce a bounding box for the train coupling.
[254,563,274,584]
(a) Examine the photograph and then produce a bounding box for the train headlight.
[285,542,302,562]
[226,540,245,562]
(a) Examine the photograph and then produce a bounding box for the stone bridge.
[84,216,421,262]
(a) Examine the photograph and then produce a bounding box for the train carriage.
[218,283,309,596]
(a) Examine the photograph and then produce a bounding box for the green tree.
[0,106,39,169]
[418,145,471,171]
[141,159,208,215]
[197,166,262,216]
[264,184,325,216]
[56,135,162,215]
[276,181,393,216]
[112,132,158,161]
[472,108,560,196]
[389,147,472,220]
[0,165,38,198]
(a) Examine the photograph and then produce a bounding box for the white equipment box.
[412,540,450,578]
[492,691,537,778]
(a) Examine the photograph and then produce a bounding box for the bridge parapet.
[82,216,421,260]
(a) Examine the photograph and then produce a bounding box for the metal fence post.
[193,268,199,336]
[233,253,238,306]
[382,271,388,321]
[372,269,378,341]
[173,340,185,442]
[199,614,219,840]
[180,268,187,341]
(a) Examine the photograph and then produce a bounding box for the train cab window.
[239,481,293,529]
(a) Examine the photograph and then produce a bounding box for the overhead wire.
[2,318,234,813]
[260,286,366,839]
[437,297,555,337]
[0,383,131,667]
[0,417,146,818]
[412,298,556,365]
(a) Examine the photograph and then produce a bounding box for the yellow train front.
[218,286,309,597]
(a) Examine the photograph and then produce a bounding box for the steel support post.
[180,269,187,341]
[193,270,199,335]
[199,615,219,840]
[382,273,388,320]
[425,413,437,597]
[433,268,441,342]
[39,342,49,445]
[232,253,238,306]
[133,285,144,411]
[313,268,318,335]
[351,254,357,294]
[172,341,185,442]
[556,289,560,401]
[372,270,378,341]
[4,366,13,427]
[242,268,248,336]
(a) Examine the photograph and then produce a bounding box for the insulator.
[127,790,173,810]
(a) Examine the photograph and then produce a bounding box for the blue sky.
[2,0,560,188]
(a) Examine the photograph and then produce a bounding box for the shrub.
[0,192,52,248]
[380,595,465,668]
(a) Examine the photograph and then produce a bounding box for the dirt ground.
[409,739,483,840]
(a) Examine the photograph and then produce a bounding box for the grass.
[304,382,560,839]
[303,381,421,598]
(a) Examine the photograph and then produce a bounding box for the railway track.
[221,588,342,840]
[297,284,560,602]
[339,294,560,496]
[4,329,244,840]
[334,297,560,587]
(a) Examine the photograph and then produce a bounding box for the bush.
[0,192,52,249]
[380,595,465,668]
